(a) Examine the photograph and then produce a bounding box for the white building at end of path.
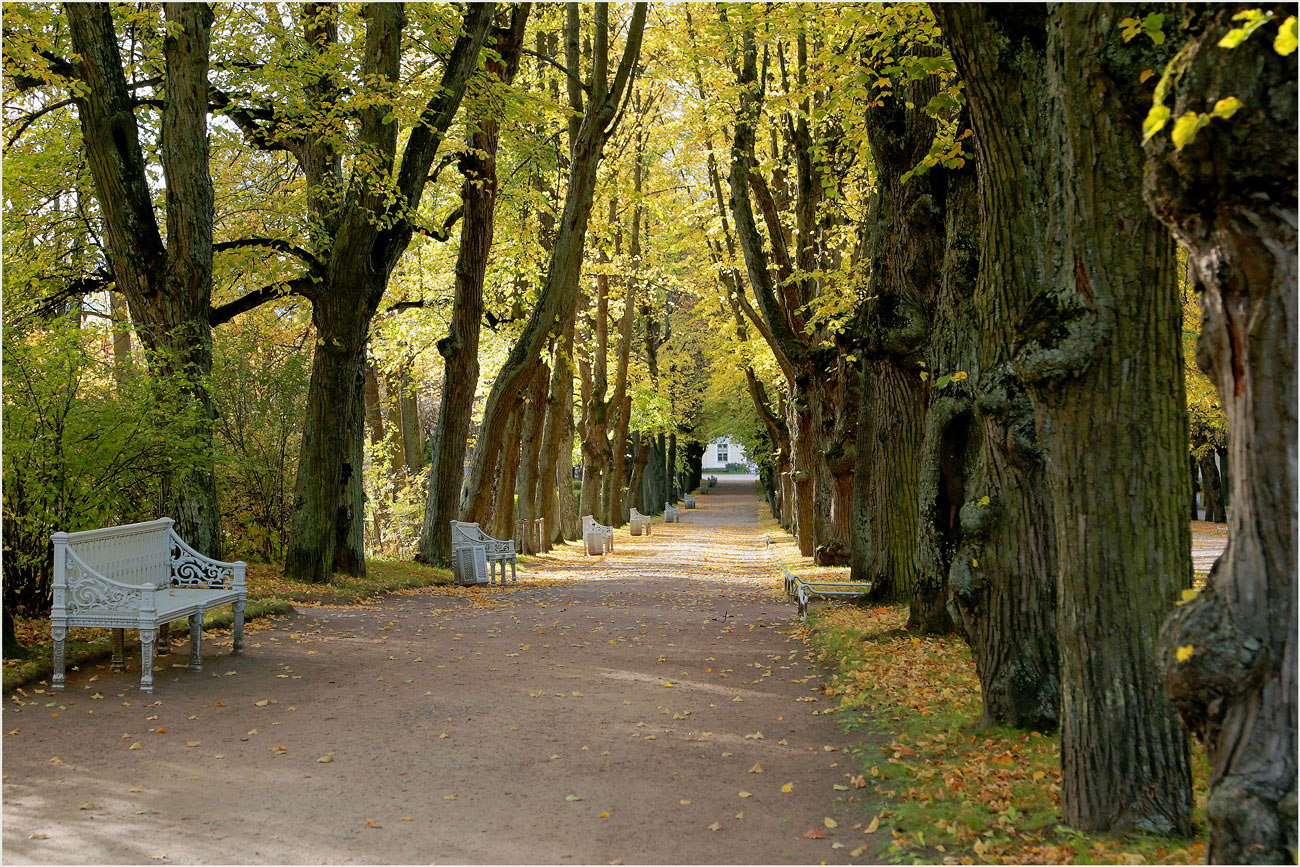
[702,436,755,471]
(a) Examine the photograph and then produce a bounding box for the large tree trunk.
[67,2,221,556]
[913,149,978,636]
[1197,443,1227,524]
[287,4,493,581]
[1144,5,1297,861]
[933,4,1059,731]
[852,43,942,596]
[514,362,550,553]
[333,364,367,576]
[1021,3,1191,834]
[415,10,526,564]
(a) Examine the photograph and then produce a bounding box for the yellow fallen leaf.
[832,842,845,849]
[707,821,722,831]
[803,828,826,839]
[735,811,744,819]
[599,811,610,819]
[865,816,880,834]
[444,795,457,801]
[440,733,449,739]
[364,818,381,828]
[781,782,793,793]
[128,743,141,750]
[30,833,49,840]
[79,802,93,810]
[317,754,335,763]
[214,701,225,707]
[400,817,412,822]
[823,745,838,752]
[255,700,269,707]
[1033,770,1046,781]
[1176,645,1195,662]
[850,846,867,857]
[748,762,764,773]
[738,791,751,798]
[851,775,866,788]
[49,757,64,766]
[186,741,200,747]
[744,732,764,740]
[122,733,132,739]
[1179,588,1199,604]
[129,785,143,793]
[824,817,839,829]
[679,799,692,805]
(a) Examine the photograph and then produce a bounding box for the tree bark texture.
[933,3,1059,731]
[1144,5,1297,861]
[416,6,528,565]
[852,42,942,596]
[914,151,978,636]
[66,2,221,556]
[514,362,550,553]
[1028,3,1192,834]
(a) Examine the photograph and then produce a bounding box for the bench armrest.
[168,530,247,590]
[54,549,151,617]
[482,538,516,557]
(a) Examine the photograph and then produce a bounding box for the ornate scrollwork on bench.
[169,531,236,588]
[64,554,140,614]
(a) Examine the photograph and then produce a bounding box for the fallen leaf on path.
[735,811,744,819]
[254,700,269,707]
[744,732,763,740]
[831,842,845,850]
[824,817,839,828]
[599,812,610,819]
[78,802,93,810]
[707,822,722,831]
[851,775,866,788]
[317,754,334,763]
[781,782,793,793]
[679,799,692,805]
[128,743,141,750]
[864,816,880,834]
[738,791,751,798]
[748,762,763,773]
[443,795,456,801]
[803,828,826,839]
[364,819,381,828]
[186,741,200,747]
[565,794,582,801]
[29,833,48,840]
[129,785,143,793]
[400,817,412,822]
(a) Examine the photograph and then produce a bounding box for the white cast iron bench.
[451,521,516,585]
[683,494,696,509]
[629,508,653,536]
[50,518,246,694]
[664,503,680,523]
[582,515,614,555]
[783,568,872,621]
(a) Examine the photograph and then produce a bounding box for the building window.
[717,442,729,463]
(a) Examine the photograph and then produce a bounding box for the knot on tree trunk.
[1158,586,1268,742]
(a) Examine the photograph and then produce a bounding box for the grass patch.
[804,605,1209,864]
[3,556,453,692]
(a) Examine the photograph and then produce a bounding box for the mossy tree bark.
[932,4,1059,731]
[913,149,978,636]
[1024,3,1192,834]
[1144,5,1297,861]
[852,43,942,596]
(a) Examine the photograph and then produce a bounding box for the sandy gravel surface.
[3,481,888,865]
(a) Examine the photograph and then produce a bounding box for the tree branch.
[213,237,321,271]
[208,276,314,327]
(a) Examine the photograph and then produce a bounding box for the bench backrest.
[630,508,645,520]
[450,521,485,548]
[53,518,174,589]
[581,515,596,533]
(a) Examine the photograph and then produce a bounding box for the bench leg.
[188,614,203,671]
[111,628,126,672]
[51,626,67,691]
[510,557,517,585]
[138,628,156,693]
[232,599,245,656]
[157,621,171,656]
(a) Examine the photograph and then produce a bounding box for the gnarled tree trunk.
[1145,5,1297,861]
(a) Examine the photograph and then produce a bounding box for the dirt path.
[3,482,886,865]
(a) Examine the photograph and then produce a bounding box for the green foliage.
[2,313,211,614]
[210,308,312,562]
[1119,13,1167,46]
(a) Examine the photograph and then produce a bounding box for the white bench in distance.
[50,518,246,694]
[629,508,653,536]
[451,521,517,585]
[683,494,696,509]
[664,503,680,523]
[582,515,614,555]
